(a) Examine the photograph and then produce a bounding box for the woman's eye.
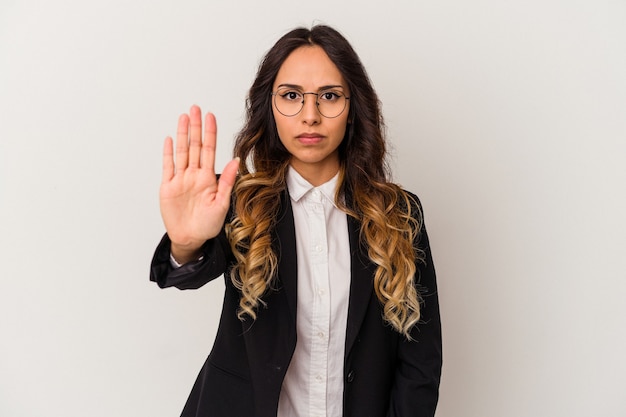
[281,91,301,101]
[320,91,339,101]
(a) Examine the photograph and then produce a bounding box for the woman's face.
[272,45,350,186]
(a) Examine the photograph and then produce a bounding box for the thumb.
[215,157,240,208]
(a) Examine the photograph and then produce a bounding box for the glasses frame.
[271,89,350,119]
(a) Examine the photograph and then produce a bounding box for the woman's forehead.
[273,45,347,90]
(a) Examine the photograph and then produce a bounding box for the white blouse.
[277,167,351,417]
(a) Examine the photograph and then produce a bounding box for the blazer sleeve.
[389,194,443,417]
[149,225,234,290]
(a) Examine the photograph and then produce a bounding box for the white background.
[1,1,625,416]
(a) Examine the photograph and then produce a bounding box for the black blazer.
[150,190,442,417]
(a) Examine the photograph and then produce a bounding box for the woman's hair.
[226,25,424,338]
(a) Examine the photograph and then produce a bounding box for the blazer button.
[346,370,355,383]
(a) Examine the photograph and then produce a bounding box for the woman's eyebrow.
[276,83,346,91]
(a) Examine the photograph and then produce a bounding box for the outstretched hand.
[160,105,239,264]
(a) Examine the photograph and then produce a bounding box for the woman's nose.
[300,93,321,124]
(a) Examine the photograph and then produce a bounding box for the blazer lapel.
[344,215,376,355]
[274,190,298,323]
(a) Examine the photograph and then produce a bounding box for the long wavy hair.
[226,25,424,338]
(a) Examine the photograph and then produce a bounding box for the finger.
[175,113,190,172]
[201,112,218,175]
[188,105,202,169]
[162,136,175,183]
[215,157,240,209]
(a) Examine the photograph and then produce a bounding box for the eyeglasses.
[271,87,350,118]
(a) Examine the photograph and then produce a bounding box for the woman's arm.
[389,198,443,416]
[151,105,239,289]
[149,227,233,290]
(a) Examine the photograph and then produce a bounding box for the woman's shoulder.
[395,186,423,214]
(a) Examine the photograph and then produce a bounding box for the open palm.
[160,105,239,263]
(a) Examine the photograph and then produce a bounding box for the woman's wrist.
[170,242,203,265]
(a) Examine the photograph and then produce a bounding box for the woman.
[151,25,442,417]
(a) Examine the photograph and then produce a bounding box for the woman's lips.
[296,133,324,144]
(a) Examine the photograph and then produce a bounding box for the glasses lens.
[274,88,303,117]
[317,90,347,118]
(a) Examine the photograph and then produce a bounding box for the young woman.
[151,25,442,417]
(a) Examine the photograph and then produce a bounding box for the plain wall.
[1,1,625,416]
